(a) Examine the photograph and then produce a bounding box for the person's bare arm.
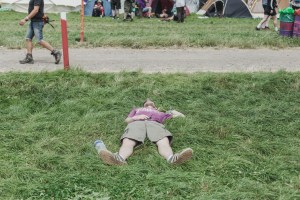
[19,5,40,26]
[125,115,150,124]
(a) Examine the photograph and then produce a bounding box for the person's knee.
[122,138,136,146]
[38,40,44,46]
[156,137,170,146]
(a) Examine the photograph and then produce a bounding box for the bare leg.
[148,8,152,17]
[156,137,173,160]
[118,138,137,160]
[39,40,54,52]
[157,137,193,165]
[123,12,128,20]
[272,15,278,31]
[261,16,270,28]
[26,39,33,54]
[112,9,116,17]
[257,14,270,29]
[116,9,119,18]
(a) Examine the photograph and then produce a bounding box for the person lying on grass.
[99,98,193,166]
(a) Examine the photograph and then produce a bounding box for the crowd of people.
[90,0,189,22]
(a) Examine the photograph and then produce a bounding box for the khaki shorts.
[120,121,173,145]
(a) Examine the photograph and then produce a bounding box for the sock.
[275,27,278,31]
[167,154,173,161]
[118,153,125,161]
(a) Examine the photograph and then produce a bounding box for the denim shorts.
[25,21,44,42]
[142,8,150,12]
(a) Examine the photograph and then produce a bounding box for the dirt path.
[1,47,299,73]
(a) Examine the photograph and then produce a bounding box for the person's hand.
[19,19,26,26]
[132,115,150,120]
[168,110,185,118]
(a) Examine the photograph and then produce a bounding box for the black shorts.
[263,5,276,16]
[111,0,121,9]
[292,5,300,10]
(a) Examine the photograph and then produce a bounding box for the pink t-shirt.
[127,107,172,124]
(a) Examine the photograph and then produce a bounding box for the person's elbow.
[33,7,39,14]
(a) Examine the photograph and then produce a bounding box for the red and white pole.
[60,12,69,70]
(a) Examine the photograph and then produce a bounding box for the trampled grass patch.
[0,70,299,199]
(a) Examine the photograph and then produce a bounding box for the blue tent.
[102,0,112,17]
[85,0,112,17]
[84,0,95,16]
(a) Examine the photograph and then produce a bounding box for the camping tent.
[197,0,253,18]
[83,0,112,17]
[1,0,81,13]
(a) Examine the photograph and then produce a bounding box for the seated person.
[92,1,104,17]
[160,4,176,21]
[142,0,152,18]
[159,8,169,18]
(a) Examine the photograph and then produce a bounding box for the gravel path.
[1,47,299,73]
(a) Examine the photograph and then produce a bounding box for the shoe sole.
[19,61,34,64]
[99,150,127,166]
[172,148,193,165]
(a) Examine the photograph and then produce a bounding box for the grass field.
[0,11,300,49]
[0,71,300,199]
[0,9,300,200]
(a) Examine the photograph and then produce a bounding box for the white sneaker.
[99,150,127,166]
[168,148,193,165]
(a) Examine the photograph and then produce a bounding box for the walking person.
[19,0,61,64]
[175,0,186,23]
[98,98,193,166]
[261,0,271,29]
[123,0,135,21]
[111,0,121,19]
[256,0,278,31]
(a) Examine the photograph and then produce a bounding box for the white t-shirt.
[175,0,185,7]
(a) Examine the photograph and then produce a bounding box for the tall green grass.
[0,71,299,199]
[0,11,300,49]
